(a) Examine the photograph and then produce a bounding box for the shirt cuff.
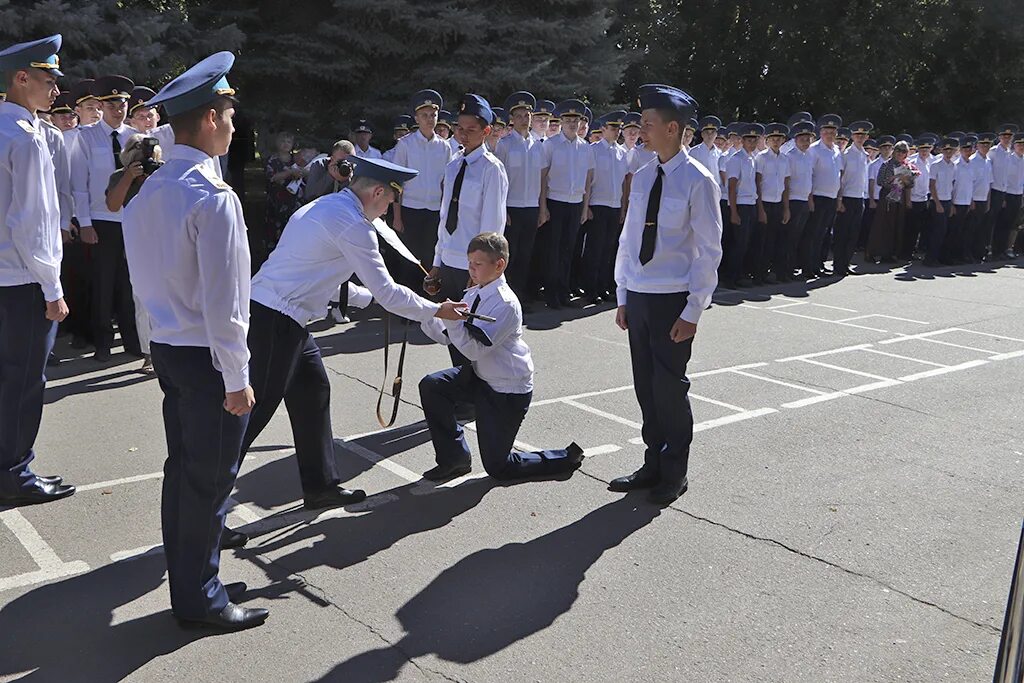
[222,366,250,394]
[680,300,703,324]
[615,287,627,307]
[41,281,63,303]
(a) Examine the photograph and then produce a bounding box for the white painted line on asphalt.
[836,314,929,324]
[729,369,829,395]
[763,301,808,310]
[772,310,889,332]
[897,360,989,382]
[533,384,634,407]
[990,350,1024,361]
[584,444,622,457]
[777,344,873,362]
[227,498,262,525]
[562,399,643,429]
[76,470,165,492]
[951,327,1024,343]
[461,420,541,453]
[688,393,747,412]
[691,362,770,378]
[857,348,949,368]
[798,358,894,382]
[844,379,904,394]
[0,562,90,592]
[1,510,70,570]
[896,336,1000,355]
[807,303,859,312]
[110,544,162,562]
[780,380,902,409]
[694,407,777,432]
[335,438,421,484]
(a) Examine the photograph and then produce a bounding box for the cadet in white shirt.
[380,115,410,163]
[623,111,656,172]
[784,120,816,280]
[803,114,843,277]
[121,52,268,631]
[538,99,595,308]
[610,84,722,506]
[391,90,454,285]
[0,33,77,508]
[925,137,958,266]
[724,123,761,287]
[69,73,142,361]
[905,137,934,259]
[243,157,467,518]
[995,130,1024,259]
[863,138,883,251]
[948,136,978,262]
[989,123,1016,258]
[971,132,996,260]
[531,99,554,141]
[688,115,721,177]
[833,120,871,275]
[754,123,791,283]
[494,91,544,304]
[351,119,382,159]
[429,94,508,322]
[419,233,584,481]
[580,110,631,303]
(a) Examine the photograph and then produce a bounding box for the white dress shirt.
[930,157,956,201]
[717,147,738,193]
[391,129,453,211]
[420,274,533,394]
[1006,152,1024,196]
[39,120,72,230]
[614,149,723,323]
[989,144,1012,193]
[543,132,595,203]
[627,144,657,175]
[122,145,250,392]
[970,152,994,202]
[839,144,869,199]
[952,156,975,205]
[251,188,440,327]
[726,150,757,205]
[0,102,63,301]
[494,129,544,208]
[588,139,631,208]
[868,156,884,200]
[689,142,720,178]
[435,144,508,270]
[69,118,135,225]
[809,140,842,198]
[354,145,383,160]
[754,148,790,203]
[785,147,814,201]
[909,153,932,202]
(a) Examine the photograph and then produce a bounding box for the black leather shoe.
[220,527,249,550]
[0,480,76,507]
[648,477,689,505]
[36,474,63,486]
[93,348,111,362]
[177,602,269,632]
[304,486,367,510]
[567,442,585,466]
[225,581,247,601]
[608,467,659,492]
[423,463,472,482]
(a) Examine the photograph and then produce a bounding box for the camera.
[333,158,352,178]
[140,137,163,175]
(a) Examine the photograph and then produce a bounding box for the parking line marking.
[990,350,1024,361]
[836,314,929,324]
[950,327,1024,344]
[798,358,894,381]
[773,310,889,332]
[562,399,643,429]
[807,303,859,312]
[110,544,162,562]
[898,360,989,382]
[691,362,770,378]
[533,385,633,407]
[857,348,949,368]
[1,510,67,570]
[781,380,902,408]
[0,562,90,591]
[896,337,1001,355]
[335,438,421,484]
[584,444,622,457]
[688,393,746,412]
[729,370,829,395]
[778,344,873,362]
[694,407,777,431]
[227,498,262,524]
[76,471,165,492]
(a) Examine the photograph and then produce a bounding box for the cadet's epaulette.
[197,163,232,191]
[16,120,36,134]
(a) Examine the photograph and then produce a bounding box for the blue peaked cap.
[147,52,236,117]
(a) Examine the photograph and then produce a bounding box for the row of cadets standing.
[0,34,77,507]
[832,120,872,276]
[784,120,817,279]
[802,113,844,279]
[753,122,791,284]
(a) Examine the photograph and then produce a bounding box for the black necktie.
[464,296,492,346]
[639,166,663,265]
[111,130,123,170]
[445,160,467,235]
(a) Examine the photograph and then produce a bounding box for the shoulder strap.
[376,312,409,428]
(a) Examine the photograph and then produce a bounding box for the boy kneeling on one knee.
[418,232,583,481]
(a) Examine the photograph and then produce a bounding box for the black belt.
[376,313,408,428]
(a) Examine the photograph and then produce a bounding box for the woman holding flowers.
[867,140,918,262]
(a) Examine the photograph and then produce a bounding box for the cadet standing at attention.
[121,52,268,631]
[609,84,722,505]
[0,34,77,507]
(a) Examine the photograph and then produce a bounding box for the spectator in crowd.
[264,131,301,248]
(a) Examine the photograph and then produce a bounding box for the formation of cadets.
[0,32,1019,632]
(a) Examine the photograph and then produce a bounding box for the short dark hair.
[168,96,234,137]
[651,107,687,132]
[467,232,509,261]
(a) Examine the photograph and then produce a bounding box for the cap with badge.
[589,118,602,135]
[147,52,236,117]
[600,110,627,127]
[865,139,878,151]
[836,127,851,142]
[788,111,813,127]
[940,137,959,151]
[504,91,536,113]
[960,134,978,148]
[636,84,697,119]
[791,120,816,137]
[998,123,1019,136]
[977,132,997,145]
[436,110,454,130]
[554,99,586,119]
[92,75,135,101]
[411,89,442,112]
[392,114,412,132]
[491,107,507,127]
[740,122,765,138]
[726,122,741,138]
[352,119,373,134]
[49,91,75,115]
[535,100,555,117]
[1014,131,1024,145]
[685,117,698,132]
[0,34,64,78]
[459,93,494,124]
[877,135,896,147]
[913,135,933,149]
[128,86,156,115]
[622,112,641,129]
[765,122,789,138]
[350,157,418,196]
[699,115,722,131]
[71,79,97,106]
[817,114,842,130]
[850,120,873,135]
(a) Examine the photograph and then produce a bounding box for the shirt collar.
[658,148,689,175]
[340,187,367,220]
[415,129,436,143]
[168,144,213,165]
[0,101,36,126]
[469,275,507,300]
[462,144,487,164]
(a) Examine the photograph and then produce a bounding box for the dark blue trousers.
[0,284,56,495]
[803,195,838,274]
[419,365,576,480]
[437,264,471,368]
[724,204,756,282]
[784,200,811,276]
[927,200,952,264]
[240,302,338,494]
[580,204,619,296]
[150,342,248,620]
[626,290,694,483]
[832,197,865,272]
[505,206,540,301]
[544,199,583,304]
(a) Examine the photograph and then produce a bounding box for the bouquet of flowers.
[887,161,920,203]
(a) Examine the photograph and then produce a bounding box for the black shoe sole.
[176,615,268,632]
[607,479,658,493]
[0,488,76,508]
[423,466,472,482]
[648,482,689,505]
[303,490,368,510]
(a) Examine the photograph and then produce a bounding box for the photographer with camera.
[303,139,354,203]
[106,134,163,373]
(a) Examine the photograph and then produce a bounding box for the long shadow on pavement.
[310,494,660,683]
